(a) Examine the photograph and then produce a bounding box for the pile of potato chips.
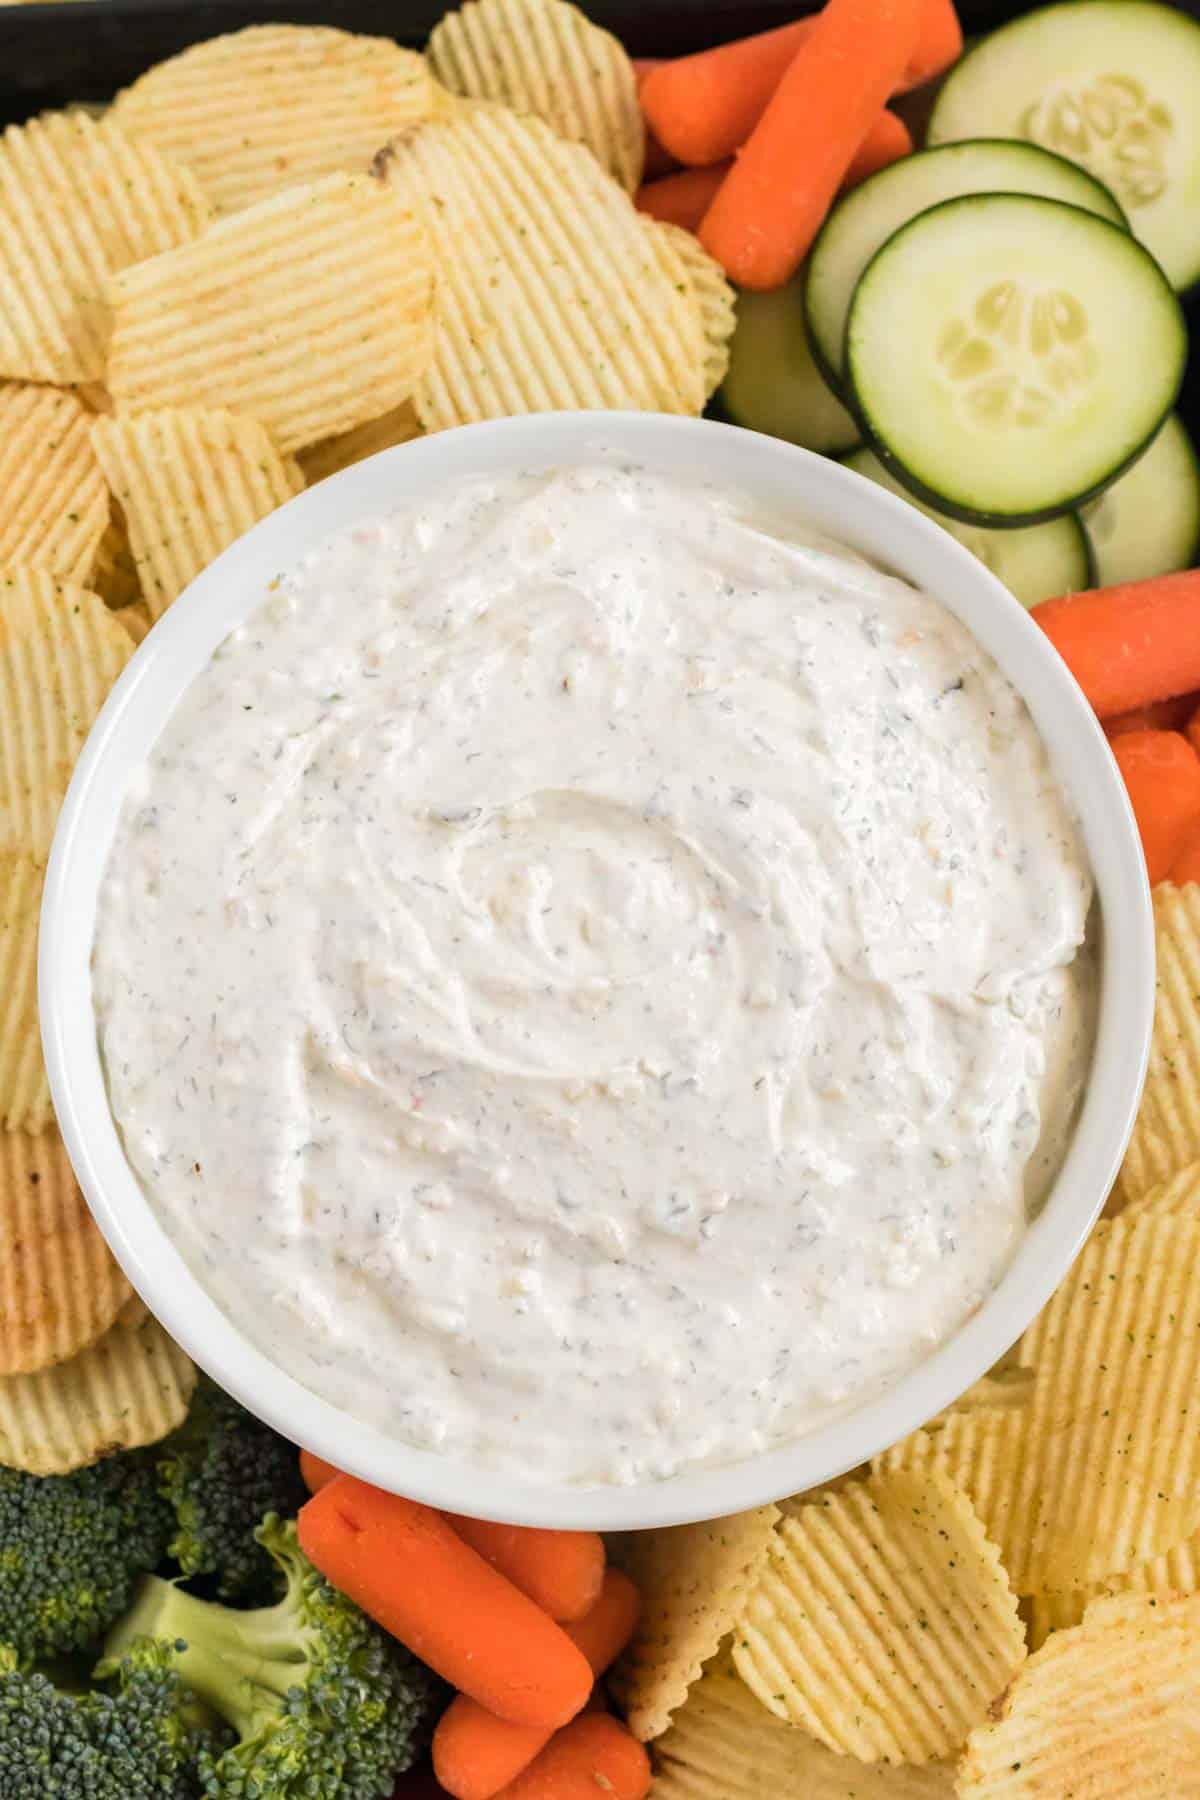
[613,891,1200,1795]
[0,0,733,1480]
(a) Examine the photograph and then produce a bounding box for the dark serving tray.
[0,0,1197,437]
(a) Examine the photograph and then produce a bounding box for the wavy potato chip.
[428,0,643,191]
[0,567,133,858]
[107,173,436,454]
[732,1468,1025,1764]
[650,222,736,398]
[92,407,304,620]
[958,1592,1200,1796]
[115,600,153,645]
[0,109,212,383]
[298,402,422,486]
[1026,1525,1200,1651]
[0,383,108,583]
[0,1296,194,1473]
[0,851,48,1134]
[379,106,706,429]
[112,25,435,215]
[1115,883,1200,1208]
[1011,1210,1200,1591]
[651,1657,955,1800]
[0,1125,131,1373]
[1115,1156,1200,1226]
[609,1503,780,1741]
[874,1409,1033,1584]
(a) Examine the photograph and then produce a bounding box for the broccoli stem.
[105,1576,312,1742]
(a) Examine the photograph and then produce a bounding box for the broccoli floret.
[157,1379,308,1602]
[0,1635,224,1799]
[0,1452,174,1661]
[101,1516,442,1800]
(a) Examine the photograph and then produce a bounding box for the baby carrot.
[632,60,677,177]
[636,163,730,232]
[1109,729,1200,885]
[494,1715,651,1800]
[841,110,913,189]
[1106,693,1199,736]
[903,0,964,88]
[1171,815,1200,885]
[300,1449,341,1493]
[433,1571,641,1800]
[640,19,818,167]
[445,1516,604,1622]
[1034,571,1200,719]
[699,0,924,289]
[298,1478,593,1729]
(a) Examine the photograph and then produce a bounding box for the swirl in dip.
[92,464,1096,1486]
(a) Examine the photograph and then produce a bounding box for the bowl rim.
[40,411,1154,1529]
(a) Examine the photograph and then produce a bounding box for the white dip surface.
[93,464,1096,1486]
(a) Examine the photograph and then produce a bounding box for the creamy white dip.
[93,464,1096,1486]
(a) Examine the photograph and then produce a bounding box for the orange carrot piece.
[564,1568,641,1671]
[641,19,818,166]
[445,1515,604,1623]
[1109,730,1200,885]
[433,1704,549,1800]
[432,1570,641,1800]
[300,1449,341,1494]
[699,0,924,290]
[1106,693,1200,736]
[1171,814,1200,885]
[903,0,963,87]
[1034,571,1200,720]
[632,60,677,177]
[494,1716,651,1800]
[298,1478,593,1729]
[636,162,730,231]
[840,109,913,189]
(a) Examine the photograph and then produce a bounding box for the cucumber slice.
[805,140,1126,392]
[846,192,1186,525]
[1081,413,1200,583]
[928,0,1200,291]
[718,277,858,455]
[843,448,1092,608]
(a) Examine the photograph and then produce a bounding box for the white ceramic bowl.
[41,412,1154,1530]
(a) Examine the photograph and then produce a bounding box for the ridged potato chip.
[1011,1210,1200,1591]
[0,383,108,583]
[874,1410,1032,1586]
[107,173,436,454]
[650,222,736,398]
[0,567,133,858]
[651,1656,955,1800]
[1117,1156,1200,1225]
[379,107,706,429]
[732,1468,1025,1764]
[0,109,212,383]
[0,852,48,1134]
[0,1125,131,1373]
[609,1503,780,1741]
[89,511,141,610]
[115,600,153,645]
[1027,1527,1200,1651]
[112,25,435,215]
[428,0,643,191]
[958,1593,1200,1797]
[298,401,422,486]
[1115,883,1200,1208]
[92,407,304,620]
[0,1296,194,1473]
